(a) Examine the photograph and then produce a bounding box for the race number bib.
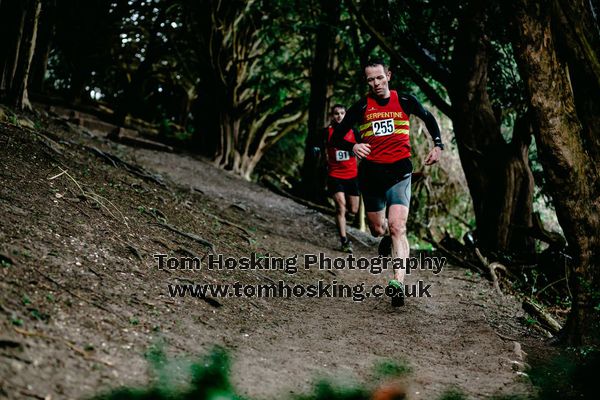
[335,150,350,161]
[372,118,395,136]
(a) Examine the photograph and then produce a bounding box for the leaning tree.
[181,0,309,180]
[510,0,600,345]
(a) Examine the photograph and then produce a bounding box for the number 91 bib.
[335,150,350,162]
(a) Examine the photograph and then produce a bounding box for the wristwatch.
[435,143,444,150]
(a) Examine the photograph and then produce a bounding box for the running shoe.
[341,239,353,253]
[378,235,392,257]
[388,279,405,307]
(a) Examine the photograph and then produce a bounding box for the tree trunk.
[29,0,56,94]
[216,102,305,180]
[186,0,308,180]
[511,0,600,345]
[0,0,11,92]
[0,0,26,94]
[551,0,600,163]
[10,0,41,110]
[300,2,341,203]
[114,6,165,125]
[448,4,535,255]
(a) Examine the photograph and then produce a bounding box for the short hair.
[364,58,389,73]
[331,104,346,113]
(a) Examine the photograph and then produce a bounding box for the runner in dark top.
[331,59,444,306]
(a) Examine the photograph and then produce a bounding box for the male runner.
[331,59,443,306]
[315,104,360,253]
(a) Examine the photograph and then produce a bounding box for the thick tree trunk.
[449,4,535,255]
[10,0,41,110]
[512,0,600,345]
[552,0,600,163]
[300,2,341,203]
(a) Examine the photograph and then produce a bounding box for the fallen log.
[522,298,562,334]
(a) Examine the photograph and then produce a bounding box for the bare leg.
[366,210,387,237]
[346,195,359,215]
[333,192,347,239]
[388,204,409,283]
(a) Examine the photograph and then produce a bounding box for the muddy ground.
[0,114,552,399]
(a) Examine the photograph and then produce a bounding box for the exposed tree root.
[153,222,215,252]
[48,167,130,229]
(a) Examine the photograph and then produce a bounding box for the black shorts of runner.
[327,176,360,196]
[359,158,412,212]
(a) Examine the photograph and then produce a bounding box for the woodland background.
[0,0,598,346]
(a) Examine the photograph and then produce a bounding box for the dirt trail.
[0,119,547,399]
[132,149,539,399]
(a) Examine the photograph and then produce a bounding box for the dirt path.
[130,149,539,399]
[0,120,547,399]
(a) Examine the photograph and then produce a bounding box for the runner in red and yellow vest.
[359,90,411,163]
[330,60,444,307]
[314,104,360,253]
[325,125,358,179]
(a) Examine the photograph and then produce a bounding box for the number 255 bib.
[372,118,395,136]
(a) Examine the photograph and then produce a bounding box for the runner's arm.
[400,94,444,149]
[352,127,361,144]
[331,100,366,152]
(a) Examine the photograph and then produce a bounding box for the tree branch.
[346,0,453,117]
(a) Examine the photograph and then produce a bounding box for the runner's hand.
[424,146,442,165]
[352,143,371,159]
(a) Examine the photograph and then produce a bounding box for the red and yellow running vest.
[359,90,410,163]
[326,126,357,179]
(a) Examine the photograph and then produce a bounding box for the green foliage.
[295,381,368,400]
[407,105,475,245]
[528,347,600,400]
[90,346,417,400]
[374,359,412,378]
[255,128,306,180]
[93,346,243,400]
[30,308,50,322]
[48,1,126,100]
[88,344,600,400]
[437,387,468,400]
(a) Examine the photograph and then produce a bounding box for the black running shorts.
[327,176,360,196]
[359,158,412,212]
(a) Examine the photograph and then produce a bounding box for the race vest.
[326,126,357,179]
[359,90,410,163]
